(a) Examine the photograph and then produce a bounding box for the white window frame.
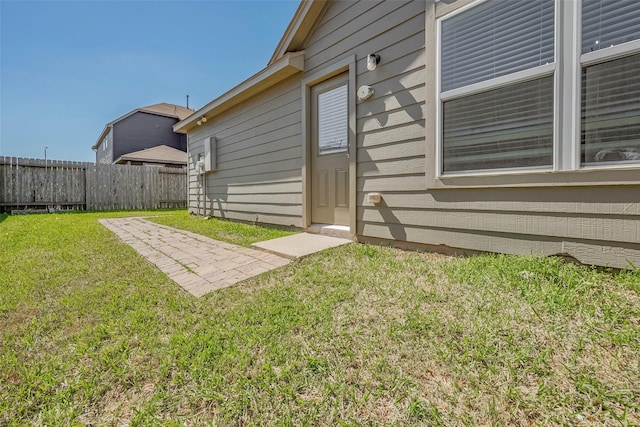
[579,31,640,170]
[435,0,640,180]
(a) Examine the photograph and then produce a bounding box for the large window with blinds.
[437,0,640,176]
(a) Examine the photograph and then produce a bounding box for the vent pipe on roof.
[186,95,190,109]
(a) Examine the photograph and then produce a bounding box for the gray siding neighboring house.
[93,103,193,164]
[175,0,640,269]
[95,128,114,164]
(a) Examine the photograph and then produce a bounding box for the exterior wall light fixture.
[197,116,207,126]
[367,53,380,71]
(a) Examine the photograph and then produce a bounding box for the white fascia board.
[173,51,305,134]
[105,109,141,128]
[92,125,112,150]
[268,0,314,65]
[136,109,181,120]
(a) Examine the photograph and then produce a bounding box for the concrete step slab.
[307,223,351,239]
[251,232,352,259]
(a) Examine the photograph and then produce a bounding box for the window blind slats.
[581,53,640,164]
[441,0,554,92]
[441,33,554,76]
[443,76,554,172]
[582,0,640,53]
[317,84,348,155]
[441,5,553,46]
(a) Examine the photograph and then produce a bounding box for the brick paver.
[99,217,290,297]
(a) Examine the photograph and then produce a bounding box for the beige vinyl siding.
[304,1,425,75]
[359,206,640,244]
[303,0,427,230]
[187,75,303,227]
[181,0,639,268]
[303,0,639,268]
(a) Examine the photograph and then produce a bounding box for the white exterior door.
[311,73,350,226]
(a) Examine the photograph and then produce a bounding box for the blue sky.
[0,0,300,162]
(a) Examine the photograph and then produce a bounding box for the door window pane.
[318,84,348,155]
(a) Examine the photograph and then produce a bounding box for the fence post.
[83,165,88,210]
[16,157,20,209]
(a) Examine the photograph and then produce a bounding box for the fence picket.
[0,157,186,212]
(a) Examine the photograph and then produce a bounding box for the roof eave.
[137,108,194,121]
[92,125,112,150]
[174,51,305,134]
[115,156,186,165]
[268,0,326,65]
[138,109,180,120]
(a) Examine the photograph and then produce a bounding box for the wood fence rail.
[0,156,187,213]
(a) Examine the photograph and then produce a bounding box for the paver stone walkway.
[99,217,290,297]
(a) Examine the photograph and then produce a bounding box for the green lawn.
[147,211,296,247]
[1,211,638,425]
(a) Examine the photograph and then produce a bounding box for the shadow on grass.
[0,208,185,224]
[83,207,187,214]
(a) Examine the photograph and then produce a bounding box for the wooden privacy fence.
[0,156,187,213]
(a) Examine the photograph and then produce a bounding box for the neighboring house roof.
[114,145,187,165]
[138,103,194,121]
[92,103,194,150]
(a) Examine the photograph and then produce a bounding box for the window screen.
[582,0,640,54]
[441,0,554,92]
[317,84,348,155]
[581,53,640,164]
[443,76,554,172]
